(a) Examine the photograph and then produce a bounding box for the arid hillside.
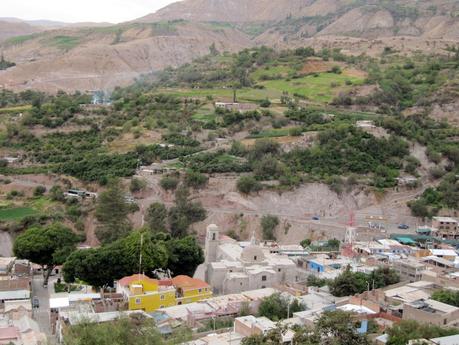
[1,0,459,92]
[0,21,42,43]
[0,22,251,92]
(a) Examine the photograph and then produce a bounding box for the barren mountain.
[0,22,251,92]
[0,21,42,43]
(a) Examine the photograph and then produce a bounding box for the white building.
[204,225,300,294]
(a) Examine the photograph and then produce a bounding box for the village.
[0,215,458,345]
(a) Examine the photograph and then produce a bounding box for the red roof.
[171,275,210,291]
[117,274,158,287]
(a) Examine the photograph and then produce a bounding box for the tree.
[184,171,208,189]
[64,231,169,288]
[258,293,304,321]
[49,185,65,202]
[237,175,262,194]
[63,315,191,345]
[387,320,459,345]
[129,177,147,193]
[145,202,168,233]
[431,289,459,307]
[95,179,132,244]
[261,215,279,241]
[33,185,46,196]
[168,187,206,238]
[300,238,311,248]
[14,223,79,285]
[159,175,179,191]
[368,267,400,289]
[329,266,368,297]
[166,236,204,277]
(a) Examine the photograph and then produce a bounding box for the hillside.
[0,20,42,43]
[0,22,251,92]
[140,0,459,39]
[1,0,459,92]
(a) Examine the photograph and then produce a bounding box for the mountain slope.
[0,21,42,43]
[0,22,251,92]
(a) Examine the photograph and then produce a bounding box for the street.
[31,274,55,344]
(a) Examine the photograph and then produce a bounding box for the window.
[254,256,257,261]
[262,275,267,281]
[212,233,216,240]
[278,268,281,272]
[135,298,141,305]
[261,285,266,289]
[160,294,165,300]
[205,288,208,291]
[198,288,202,293]
[160,305,165,309]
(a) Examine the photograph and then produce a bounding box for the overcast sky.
[0,0,178,23]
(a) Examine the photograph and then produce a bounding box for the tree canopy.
[14,223,80,283]
[63,231,203,288]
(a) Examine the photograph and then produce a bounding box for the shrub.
[260,99,271,108]
[130,177,147,193]
[184,171,208,189]
[261,215,279,240]
[160,175,179,191]
[237,175,262,194]
[33,185,47,196]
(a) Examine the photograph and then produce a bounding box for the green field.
[0,105,32,114]
[48,36,81,50]
[159,71,364,104]
[0,207,39,221]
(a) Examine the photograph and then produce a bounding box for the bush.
[184,171,208,189]
[261,215,279,240]
[130,177,147,193]
[160,175,179,191]
[289,127,303,136]
[330,66,342,74]
[33,185,47,197]
[260,99,271,108]
[237,175,262,194]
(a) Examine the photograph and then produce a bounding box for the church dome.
[240,244,265,263]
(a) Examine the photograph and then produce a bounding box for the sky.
[0,0,178,23]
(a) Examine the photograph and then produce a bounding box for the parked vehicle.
[32,296,39,308]
[398,224,410,229]
[312,216,320,221]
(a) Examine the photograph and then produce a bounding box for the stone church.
[204,224,299,294]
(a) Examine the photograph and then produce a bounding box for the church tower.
[205,224,219,263]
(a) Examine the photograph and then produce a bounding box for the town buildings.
[116,274,212,312]
[204,224,302,294]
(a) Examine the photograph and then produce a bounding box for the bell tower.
[205,224,219,263]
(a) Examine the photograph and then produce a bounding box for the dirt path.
[0,232,13,257]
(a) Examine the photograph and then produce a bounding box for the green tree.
[95,179,132,244]
[130,177,147,193]
[160,175,179,191]
[261,215,279,241]
[14,223,79,284]
[168,187,206,238]
[63,315,191,345]
[258,293,304,321]
[184,171,208,189]
[387,320,459,345]
[431,289,459,307]
[64,231,169,288]
[329,266,368,297]
[300,238,311,248]
[49,185,65,202]
[145,202,168,233]
[33,185,46,197]
[237,175,262,194]
[167,236,204,277]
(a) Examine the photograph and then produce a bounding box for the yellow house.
[117,274,212,312]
